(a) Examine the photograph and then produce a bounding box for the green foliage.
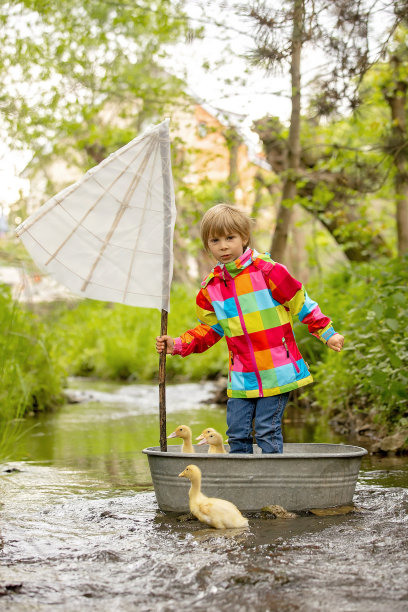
[1,0,190,164]
[303,256,408,429]
[295,34,408,261]
[176,180,232,254]
[0,284,64,420]
[298,109,395,256]
[49,284,226,383]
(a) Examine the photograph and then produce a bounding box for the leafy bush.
[0,284,64,420]
[304,256,408,429]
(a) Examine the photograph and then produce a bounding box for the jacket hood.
[201,247,255,288]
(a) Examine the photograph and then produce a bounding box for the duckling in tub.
[167,425,194,453]
[197,430,227,454]
[195,427,217,452]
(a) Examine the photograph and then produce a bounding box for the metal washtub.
[143,443,368,513]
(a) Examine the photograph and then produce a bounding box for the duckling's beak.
[196,438,208,446]
[178,470,186,478]
[167,432,177,439]
[195,434,204,440]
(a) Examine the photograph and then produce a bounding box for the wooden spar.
[159,308,168,452]
[158,119,173,454]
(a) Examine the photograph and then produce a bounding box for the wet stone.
[99,510,125,520]
[64,389,98,404]
[261,505,297,519]
[309,504,360,516]
[176,513,196,522]
[379,430,408,453]
[78,550,122,562]
[0,583,23,596]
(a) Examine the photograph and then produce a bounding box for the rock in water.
[176,513,196,522]
[261,505,297,519]
[309,505,360,516]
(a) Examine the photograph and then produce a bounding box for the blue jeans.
[226,393,290,454]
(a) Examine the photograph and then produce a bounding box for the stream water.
[1,379,407,611]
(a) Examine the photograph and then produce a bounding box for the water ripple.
[1,456,408,612]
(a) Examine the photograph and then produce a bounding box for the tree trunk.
[224,126,242,199]
[287,205,308,282]
[258,172,391,261]
[396,177,408,256]
[270,0,303,262]
[387,57,408,256]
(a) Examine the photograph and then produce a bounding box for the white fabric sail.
[16,119,176,312]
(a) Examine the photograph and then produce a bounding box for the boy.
[156,204,344,454]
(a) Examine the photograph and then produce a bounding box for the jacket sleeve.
[172,287,224,357]
[267,262,336,343]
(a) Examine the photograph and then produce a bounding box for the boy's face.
[207,232,247,263]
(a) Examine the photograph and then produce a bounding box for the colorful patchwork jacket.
[172,248,336,399]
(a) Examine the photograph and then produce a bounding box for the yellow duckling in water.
[178,464,248,529]
[197,431,227,454]
[167,425,194,453]
[196,427,217,453]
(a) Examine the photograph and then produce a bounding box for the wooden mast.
[159,309,168,452]
[159,119,173,453]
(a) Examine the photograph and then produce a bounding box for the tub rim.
[143,442,368,460]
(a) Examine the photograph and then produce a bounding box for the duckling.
[196,427,216,441]
[167,425,194,453]
[197,431,227,454]
[178,464,248,529]
[196,427,217,454]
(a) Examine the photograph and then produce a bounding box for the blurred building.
[172,101,271,209]
[22,100,271,216]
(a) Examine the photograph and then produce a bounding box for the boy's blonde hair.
[200,204,252,252]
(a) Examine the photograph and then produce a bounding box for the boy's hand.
[156,335,175,355]
[327,333,344,352]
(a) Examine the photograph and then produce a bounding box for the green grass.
[0,283,66,459]
[0,284,65,417]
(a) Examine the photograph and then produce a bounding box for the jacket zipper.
[282,337,300,373]
[224,268,264,396]
[229,351,234,382]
